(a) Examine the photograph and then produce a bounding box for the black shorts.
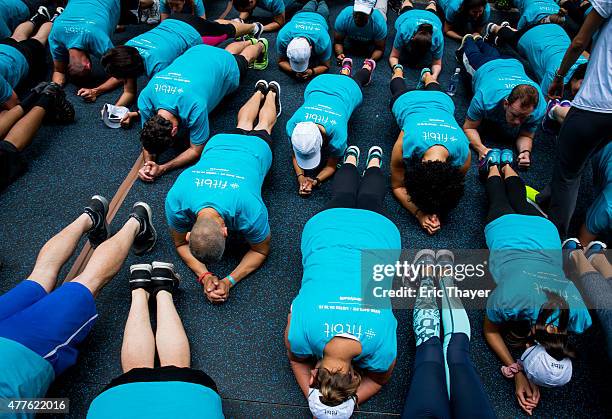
[400,5,438,15]
[170,14,236,38]
[228,128,273,148]
[103,366,218,394]
[0,38,46,83]
[233,54,249,81]
[0,140,26,192]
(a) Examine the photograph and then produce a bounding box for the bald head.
[189,217,226,264]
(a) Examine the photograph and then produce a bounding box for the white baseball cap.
[354,0,376,14]
[101,104,129,129]
[308,388,356,419]
[287,37,311,73]
[291,121,323,169]
[520,344,572,388]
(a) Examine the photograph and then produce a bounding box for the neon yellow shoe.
[253,38,269,71]
[525,185,539,203]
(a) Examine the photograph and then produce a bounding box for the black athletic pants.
[352,67,371,89]
[486,174,541,224]
[390,77,442,107]
[323,164,387,216]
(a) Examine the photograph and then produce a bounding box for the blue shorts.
[0,280,98,375]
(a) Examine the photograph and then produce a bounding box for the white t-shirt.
[573,0,612,113]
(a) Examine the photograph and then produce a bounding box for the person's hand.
[336,53,345,66]
[417,212,441,235]
[514,373,540,415]
[517,150,531,170]
[547,75,564,100]
[138,162,154,182]
[121,111,139,128]
[203,274,230,304]
[296,69,314,80]
[299,176,315,196]
[77,87,99,102]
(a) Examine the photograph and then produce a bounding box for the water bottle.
[447,68,460,97]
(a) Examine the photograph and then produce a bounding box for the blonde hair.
[314,366,361,406]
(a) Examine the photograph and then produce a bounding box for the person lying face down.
[160,0,207,20]
[440,0,491,40]
[333,0,388,62]
[233,0,286,32]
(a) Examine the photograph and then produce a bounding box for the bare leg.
[401,0,414,9]
[71,218,140,297]
[253,90,277,134]
[425,0,437,12]
[240,43,264,65]
[552,105,570,124]
[32,21,52,46]
[237,91,265,131]
[4,106,46,151]
[392,66,404,80]
[0,106,26,139]
[156,291,190,368]
[224,40,252,54]
[29,214,93,292]
[501,163,519,179]
[570,250,598,275]
[591,253,612,278]
[11,21,35,42]
[121,289,155,372]
[423,71,438,87]
[488,164,501,178]
[218,19,256,37]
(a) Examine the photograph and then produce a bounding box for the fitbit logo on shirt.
[551,362,565,370]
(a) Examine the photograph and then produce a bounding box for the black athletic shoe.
[84,195,109,248]
[268,81,282,117]
[29,6,51,27]
[129,263,152,291]
[129,202,157,255]
[254,79,268,95]
[44,83,75,124]
[51,6,64,22]
[252,22,264,39]
[151,261,180,295]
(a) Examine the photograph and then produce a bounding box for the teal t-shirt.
[438,0,491,25]
[586,142,612,236]
[126,18,202,78]
[288,208,401,372]
[0,337,55,417]
[393,9,444,59]
[257,0,285,15]
[87,381,224,419]
[160,0,205,16]
[286,74,363,158]
[165,133,272,243]
[485,214,592,332]
[467,58,546,134]
[392,90,469,167]
[517,24,588,96]
[0,0,29,38]
[0,44,28,104]
[138,45,240,146]
[514,0,560,29]
[334,6,387,42]
[48,0,120,61]
[276,12,332,62]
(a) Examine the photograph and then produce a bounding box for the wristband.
[297,173,304,178]
[554,70,565,79]
[197,271,213,285]
[314,177,322,187]
[225,275,237,287]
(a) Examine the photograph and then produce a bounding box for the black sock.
[35,94,55,112]
[29,13,49,31]
[19,90,41,113]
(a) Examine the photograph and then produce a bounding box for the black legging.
[486,174,541,224]
[352,67,372,89]
[494,25,533,49]
[323,164,387,216]
[390,77,443,108]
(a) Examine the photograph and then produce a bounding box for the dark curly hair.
[140,115,174,154]
[404,157,465,216]
[101,46,145,79]
[409,24,433,59]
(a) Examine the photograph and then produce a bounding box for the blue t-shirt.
[517,24,588,96]
[160,0,206,16]
[126,18,202,78]
[467,58,546,134]
[286,74,363,158]
[276,12,332,62]
[393,9,444,59]
[48,0,120,61]
[514,0,560,29]
[138,45,240,146]
[485,214,592,332]
[0,44,28,104]
[289,208,401,372]
[438,0,491,25]
[393,90,469,167]
[165,133,272,243]
[0,337,55,413]
[87,381,223,419]
[334,6,387,42]
[0,0,29,38]
[257,0,285,15]
[586,142,612,236]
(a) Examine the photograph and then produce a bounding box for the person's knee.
[445,333,470,365]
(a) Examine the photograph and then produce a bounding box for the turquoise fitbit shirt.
[289,208,401,372]
[467,58,546,134]
[160,0,206,16]
[438,0,491,25]
[286,74,363,158]
[517,24,588,96]
[0,44,28,104]
[0,337,55,419]
[165,132,272,243]
[485,214,592,332]
[87,381,224,419]
[258,0,286,15]
[514,0,560,29]
[0,0,29,38]
[48,0,120,61]
[125,18,203,78]
[138,45,240,146]
[586,142,612,236]
[393,9,444,59]
[276,12,332,62]
[334,6,387,42]
[392,90,469,167]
